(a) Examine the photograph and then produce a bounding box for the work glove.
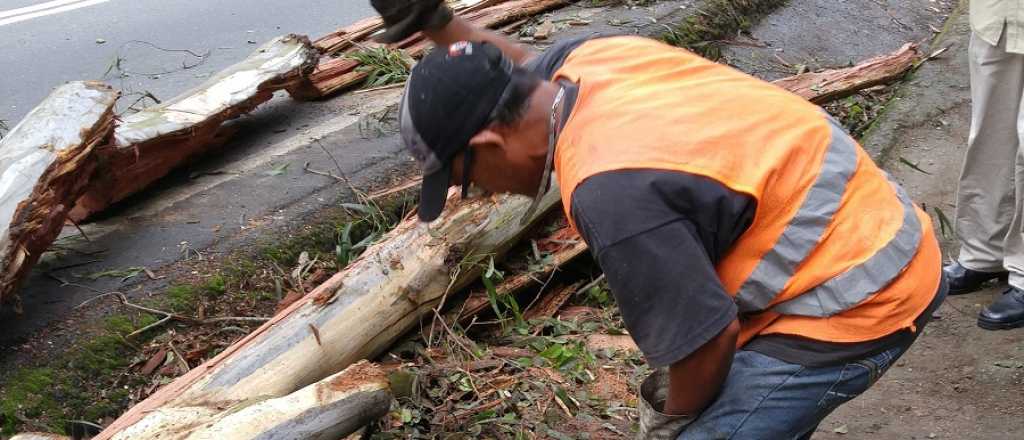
[370,0,454,43]
[637,368,695,440]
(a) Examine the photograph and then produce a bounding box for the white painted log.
[0,81,118,307]
[97,189,560,438]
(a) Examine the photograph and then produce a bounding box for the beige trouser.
[956,29,1024,289]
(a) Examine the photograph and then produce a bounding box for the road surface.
[0,0,375,128]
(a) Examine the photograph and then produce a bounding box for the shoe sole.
[977,316,1024,330]
[948,273,1009,296]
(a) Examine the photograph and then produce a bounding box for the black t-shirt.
[526,36,943,368]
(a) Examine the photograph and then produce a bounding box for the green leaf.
[85,266,145,282]
[934,207,954,238]
[264,162,289,176]
[339,203,372,214]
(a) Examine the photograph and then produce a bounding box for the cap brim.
[418,160,453,222]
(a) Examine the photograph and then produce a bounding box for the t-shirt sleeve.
[524,34,606,79]
[578,215,738,367]
[569,169,753,367]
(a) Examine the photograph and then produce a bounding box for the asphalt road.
[0,0,376,128]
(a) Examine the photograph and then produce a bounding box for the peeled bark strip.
[772,43,921,104]
[0,81,117,306]
[293,0,571,100]
[70,35,319,221]
[108,361,390,440]
[96,190,560,439]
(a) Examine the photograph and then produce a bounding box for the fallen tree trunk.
[0,81,117,308]
[291,0,572,100]
[106,361,390,440]
[96,190,561,438]
[69,35,318,221]
[772,43,920,103]
[96,42,921,438]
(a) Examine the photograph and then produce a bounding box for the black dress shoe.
[943,261,1007,295]
[978,287,1024,330]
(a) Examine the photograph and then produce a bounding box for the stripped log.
[772,43,920,104]
[0,81,117,307]
[69,35,318,221]
[102,361,390,440]
[292,0,572,100]
[96,189,560,439]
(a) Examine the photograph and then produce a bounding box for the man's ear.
[467,128,506,154]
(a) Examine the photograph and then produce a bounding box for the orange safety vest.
[552,36,941,346]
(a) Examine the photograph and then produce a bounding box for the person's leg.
[1000,53,1024,291]
[956,30,1024,272]
[677,345,908,440]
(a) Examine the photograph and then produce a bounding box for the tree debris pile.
[370,214,644,439]
[0,81,118,309]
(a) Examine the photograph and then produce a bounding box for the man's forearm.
[423,16,534,65]
[663,319,740,415]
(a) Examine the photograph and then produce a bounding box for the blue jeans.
[677,345,906,439]
[677,277,947,439]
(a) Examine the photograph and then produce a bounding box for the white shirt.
[971,0,1024,53]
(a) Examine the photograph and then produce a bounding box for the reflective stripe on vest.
[734,117,922,317]
[734,117,857,314]
[771,179,921,316]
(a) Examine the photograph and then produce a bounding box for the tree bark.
[69,35,318,222]
[772,43,920,103]
[0,81,117,308]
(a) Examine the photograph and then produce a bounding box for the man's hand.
[370,0,453,43]
[638,369,695,439]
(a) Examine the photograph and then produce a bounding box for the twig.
[353,82,407,94]
[65,218,92,242]
[303,161,346,182]
[168,340,191,372]
[575,274,607,297]
[126,315,173,338]
[431,308,481,360]
[367,178,421,201]
[47,259,103,272]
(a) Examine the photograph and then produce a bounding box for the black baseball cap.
[400,41,515,222]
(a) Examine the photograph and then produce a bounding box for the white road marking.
[0,0,86,19]
[0,0,113,27]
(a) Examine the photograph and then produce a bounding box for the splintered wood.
[69,35,319,221]
[0,81,118,308]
